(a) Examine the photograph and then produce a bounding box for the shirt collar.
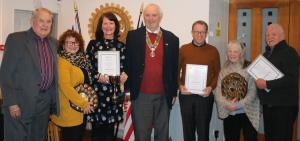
[192,40,206,47]
[146,27,161,34]
[30,28,47,41]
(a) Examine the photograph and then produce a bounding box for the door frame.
[228,0,290,60]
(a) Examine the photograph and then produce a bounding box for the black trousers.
[60,124,84,141]
[91,123,115,141]
[179,94,214,141]
[223,114,258,141]
[263,105,298,141]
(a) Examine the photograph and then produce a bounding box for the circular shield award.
[70,84,98,112]
[221,72,248,101]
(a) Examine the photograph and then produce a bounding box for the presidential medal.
[146,31,162,58]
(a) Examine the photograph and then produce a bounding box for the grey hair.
[223,40,246,68]
[143,3,163,18]
[31,8,53,22]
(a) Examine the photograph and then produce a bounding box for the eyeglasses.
[65,41,79,46]
[192,31,207,36]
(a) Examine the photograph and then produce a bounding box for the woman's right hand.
[120,72,128,84]
[83,101,94,114]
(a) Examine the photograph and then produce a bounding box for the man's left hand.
[202,86,212,97]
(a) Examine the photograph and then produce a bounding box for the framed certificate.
[98,51,120,76]
[185,64,208,95]
[247,54,284,81]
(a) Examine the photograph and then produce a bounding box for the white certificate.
[185,64,208,95]
[98,51,120,76]
[247,54,284,81]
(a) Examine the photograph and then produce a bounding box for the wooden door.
[229,0,300,61]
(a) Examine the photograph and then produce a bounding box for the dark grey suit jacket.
[0,28,59,118]
[125,26,179,108]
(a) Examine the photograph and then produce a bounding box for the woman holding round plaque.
[215,40,260,141]
[51,30,95,141]
[86,12,127,141]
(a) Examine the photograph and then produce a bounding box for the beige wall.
[0,0,59,44]
[0,0,211,46]
[57,0,210,46]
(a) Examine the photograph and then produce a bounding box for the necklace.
[146,31,162,57]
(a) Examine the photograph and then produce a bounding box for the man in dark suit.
[125,3,179,141]
[255,23,300,141]
[0,8,59,141]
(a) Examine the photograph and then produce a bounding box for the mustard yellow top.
[51,57,89,127]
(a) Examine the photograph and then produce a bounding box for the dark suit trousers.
[263,105,298,141]
[223,114,258,141]
[132,92,170,141]
[179,93,214,141]
[3,91,51,141]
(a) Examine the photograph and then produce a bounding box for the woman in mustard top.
[51,30,94,141]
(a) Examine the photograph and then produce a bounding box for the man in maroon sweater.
[125,3,179,141]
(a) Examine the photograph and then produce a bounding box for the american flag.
[123,101,135,141]
[123,3,144,141]
[73,1,81,35]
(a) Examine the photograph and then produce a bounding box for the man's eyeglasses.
[192,31,207,36]
[65,41,79,46]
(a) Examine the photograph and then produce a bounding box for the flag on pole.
[73,0,81,35]
[140,20,144,28]
[123,101,135,141]
[123,4,144,141]
[136,3,144,29]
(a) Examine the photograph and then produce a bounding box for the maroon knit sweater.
[178,42,220,90]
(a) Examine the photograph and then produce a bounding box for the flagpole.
[136,3,144,29]
[74,1,81,35]
[0,0,3,44]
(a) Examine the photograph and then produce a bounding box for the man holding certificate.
[125,3,179,141]
[255,23,300,141]
[178,20,220,141]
